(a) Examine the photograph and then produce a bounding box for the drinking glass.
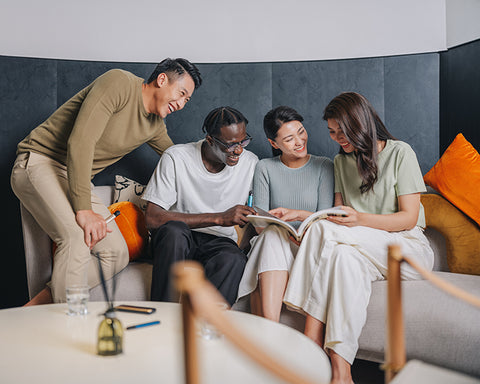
[66,285,89,316]
[199,302,229,340]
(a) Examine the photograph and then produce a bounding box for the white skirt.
[237,225,299,301]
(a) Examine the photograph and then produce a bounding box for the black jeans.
[150,221,247,306]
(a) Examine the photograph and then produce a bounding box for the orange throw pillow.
[108,201,148,261]
[424,133,480,226]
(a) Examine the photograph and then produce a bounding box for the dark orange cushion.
[421,194,480,275]
[108,201,148,261]
[423,133,480,226]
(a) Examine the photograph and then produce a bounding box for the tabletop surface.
[0,301,331,384]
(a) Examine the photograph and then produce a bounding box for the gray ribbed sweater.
[252,155,334,226]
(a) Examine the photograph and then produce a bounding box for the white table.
[0,301,331,384]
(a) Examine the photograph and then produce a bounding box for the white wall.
[0,0,452,63]
[446,0,480,48]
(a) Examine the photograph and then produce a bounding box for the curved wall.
[446,0,480,48]
[0,0,446,62]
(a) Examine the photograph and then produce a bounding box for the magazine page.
[252,206,277,218]
[247,207,299,238]
[296,206,348,236]
[247,206,347,241]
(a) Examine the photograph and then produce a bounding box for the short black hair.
[147,58,202,89]
[263,106,304,156]
[202,106,248,136]
[263,106,304,141]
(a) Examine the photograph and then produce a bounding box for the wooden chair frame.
[385,244,480,383]
[172,261,328,384]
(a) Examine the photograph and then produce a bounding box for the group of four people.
[11,57,433,384]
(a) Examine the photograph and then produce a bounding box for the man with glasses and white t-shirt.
[143,106,258,305]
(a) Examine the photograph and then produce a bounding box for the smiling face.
[207,122,248,167]
[148,73,195,118]
[269,120,308,160]
[327,118,355,153]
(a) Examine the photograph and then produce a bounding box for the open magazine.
[247,206,347,242]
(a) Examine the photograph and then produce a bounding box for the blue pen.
[126,320,160,330]
[247,190,253,207]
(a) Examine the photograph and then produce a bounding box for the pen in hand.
[105,210,121,224]
[126,320,161,330]
[247,191,253,207]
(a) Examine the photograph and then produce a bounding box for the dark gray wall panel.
[272,58,385,160]
[56,60,155,106]
[166,62,273,160]
[440,39,480,153]
[384,53,440,173]
[0,56,58,308]
[0,56,58,154]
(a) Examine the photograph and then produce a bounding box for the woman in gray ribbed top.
[236,106,334,321]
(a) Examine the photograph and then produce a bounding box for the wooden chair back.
[385,244,480,383]
[172,260,328,384]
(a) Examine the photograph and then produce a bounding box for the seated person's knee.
[151,220,190,241]
[162,220,189,232]
[217,250,247,272]
[262,225,288,240]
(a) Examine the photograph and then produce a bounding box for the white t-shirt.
[143,140,258,241]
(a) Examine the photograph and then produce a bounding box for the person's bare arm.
[145,202,257,232]
[327,193,421,232]
[334,192,344,207]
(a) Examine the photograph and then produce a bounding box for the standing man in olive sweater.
[11,58,202,305]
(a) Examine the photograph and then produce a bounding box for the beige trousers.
[11,152,129,302]
[284,219,434,364]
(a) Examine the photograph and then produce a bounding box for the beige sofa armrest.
[20,203,52,300]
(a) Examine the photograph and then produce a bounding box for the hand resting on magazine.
[268,207,314,222]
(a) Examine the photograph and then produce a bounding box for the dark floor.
[351,359,385,384]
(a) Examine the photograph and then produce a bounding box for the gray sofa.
[20,185,480,378]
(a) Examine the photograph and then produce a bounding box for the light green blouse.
[334,140,427,228]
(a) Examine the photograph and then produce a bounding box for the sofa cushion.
[357,272,480,378]
[421,194,480,275]
[108,201,148,261]
[89,261,152,301]
[423,133,480,226]
[113,175,147,211]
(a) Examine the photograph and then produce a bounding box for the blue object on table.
[126,320,161,330]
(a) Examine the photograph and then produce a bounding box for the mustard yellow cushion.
[423,133,480,226]
[108,201,148,261]
[421,194,480,275]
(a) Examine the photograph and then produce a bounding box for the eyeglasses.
[211,134,252,153]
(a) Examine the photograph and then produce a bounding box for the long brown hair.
[323,92,396,193]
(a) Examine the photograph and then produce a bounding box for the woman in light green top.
[283,92,434,384]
